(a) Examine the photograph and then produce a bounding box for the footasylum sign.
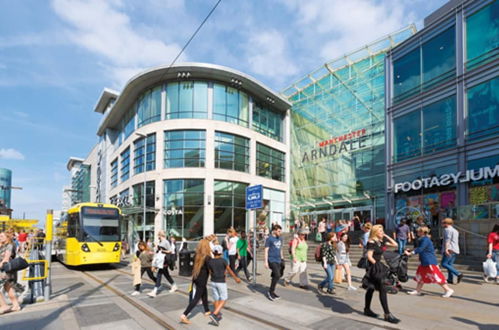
[394,165,499,193]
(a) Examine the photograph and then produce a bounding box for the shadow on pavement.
[315,293,355,314]
[452,316,499,330]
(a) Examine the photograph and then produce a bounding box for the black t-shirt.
[208,257,228,283]
[195,257,210,284]
[366,239,386,263]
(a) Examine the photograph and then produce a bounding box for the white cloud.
[51,0,183,87]
[245,30,299,84]
[282,0,416,60]
[14,111,29,118]
[0,148,25,160]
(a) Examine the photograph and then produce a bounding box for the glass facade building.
[76,63,289,242]
[282,27,415,226]
[385,0,499,253]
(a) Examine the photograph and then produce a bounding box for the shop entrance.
[300,206,373,232]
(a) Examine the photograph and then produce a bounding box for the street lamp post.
[135,132,147,242]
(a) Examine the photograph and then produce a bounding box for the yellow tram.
[55,203,122,266]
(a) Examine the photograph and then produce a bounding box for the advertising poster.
[469,186,489,205]
[408,196,422,208]
[424,194,440,217]
[440,191,456,208]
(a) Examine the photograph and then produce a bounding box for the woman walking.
[406,226,454,298]
[362,225,400,324]
[180,238,212,324]
[149,230,177,297]
[131,241,157,296]
[284,228,309,289]
[318,232,337,294]
[485,224,499,283]
[0,231,21,314]
[337,232,356,290]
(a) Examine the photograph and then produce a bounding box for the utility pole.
[44,209,53,302]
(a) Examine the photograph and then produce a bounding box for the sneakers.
[483,274,490,283]
[180,315,191,324]
[457,274,464,284]
[299,285,309,290]
[169,284,177,293]
[407,290,422,296]
[148,288,158,298]
[272,293,281,300]
[442,289,454,298]
[326,289,336,295]
[347,286,357,291]
[131,291,140,296]
[266,291,275,301]
[209,313,220,326]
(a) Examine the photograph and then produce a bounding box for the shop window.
[394,111,421,162]
[253,104,284,141]
[164,179,204,239]
[423,95,456,154]
[466,1,499,69]
[467,76,499,141]
[134,134,156,174]
[214,180,248,233]
[422,26,456,89]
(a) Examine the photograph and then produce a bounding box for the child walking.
[131,241,157,295]
[208,245,240,326]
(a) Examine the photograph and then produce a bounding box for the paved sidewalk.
[1,256,497,330]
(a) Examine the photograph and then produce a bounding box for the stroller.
[383,251,409,294]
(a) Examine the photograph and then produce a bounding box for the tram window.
[67,213,79,237]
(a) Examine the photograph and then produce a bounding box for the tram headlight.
[113,243,120,252]
[81,243,91,252]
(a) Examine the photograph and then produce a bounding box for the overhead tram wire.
[159,0,223,81]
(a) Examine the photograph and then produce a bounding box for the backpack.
[315,244,323,262]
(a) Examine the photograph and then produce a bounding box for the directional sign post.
[246,184,263,285]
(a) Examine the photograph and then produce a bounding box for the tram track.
[80,269,176,330]
[110,266,288,330]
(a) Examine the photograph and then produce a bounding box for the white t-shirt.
[229,236,239,255]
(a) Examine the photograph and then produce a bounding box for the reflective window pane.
[256,143,285,181]
[423,96,456,154]
[394,111,421,162]
[468,76,499,141]
[214,180,248,234]
[466,1,499,69]
[164,130,206,168]
[214,131,249,172]
[393,48,421,101]
[422,27,455,88]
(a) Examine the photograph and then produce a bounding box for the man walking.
[441,218,463,284]
[264,224,283,301]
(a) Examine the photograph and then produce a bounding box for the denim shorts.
[211,282,228,301]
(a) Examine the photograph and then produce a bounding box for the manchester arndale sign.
[302,128,368,162]
[394,165,499,193]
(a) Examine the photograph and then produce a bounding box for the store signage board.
[393,165,499,193]
[246,185,263,210]
[302,128,368,163]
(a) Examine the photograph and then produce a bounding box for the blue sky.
[0,0,447,224]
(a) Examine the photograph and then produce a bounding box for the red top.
[18,232,28,242]
[488,232,499,251]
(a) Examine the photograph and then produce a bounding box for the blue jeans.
[441,252,461,282]
[397,239,407,255]
[493,250,499,275]
[319,263,335,290]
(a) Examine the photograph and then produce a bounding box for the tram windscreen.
[81,207,120,242]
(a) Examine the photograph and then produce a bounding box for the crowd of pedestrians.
[123,216,495,326]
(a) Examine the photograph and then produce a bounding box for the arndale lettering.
[302,132,368,163]
[393,165,499,193]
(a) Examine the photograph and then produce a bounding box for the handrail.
[454,224,487,239]
[21,259,48,281]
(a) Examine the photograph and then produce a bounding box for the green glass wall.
[287,52,388,220]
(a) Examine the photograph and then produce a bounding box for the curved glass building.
[79,63,290,241]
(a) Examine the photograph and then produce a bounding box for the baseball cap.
[212,245,223,255]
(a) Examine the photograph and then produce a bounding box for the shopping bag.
[334,267,343,283]
[152,252,166,268]
[315,233,322,242]
[131,258,141,286]
[483,258,497,278]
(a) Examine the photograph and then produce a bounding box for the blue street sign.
[246,184,263,210]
